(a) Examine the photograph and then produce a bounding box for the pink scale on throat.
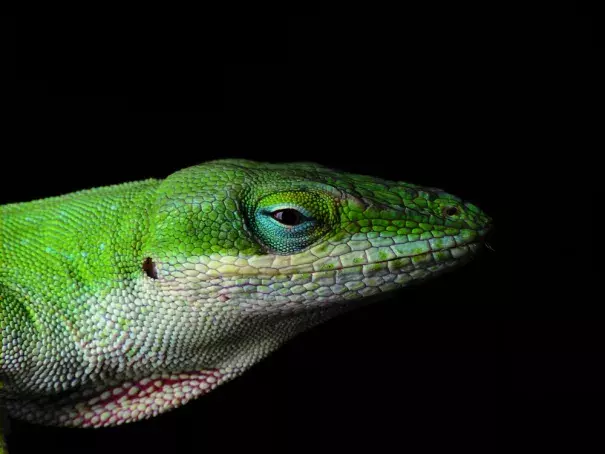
[68,368,233,428]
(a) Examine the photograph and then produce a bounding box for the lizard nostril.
[143,257,158,279]
[443,206,459,216]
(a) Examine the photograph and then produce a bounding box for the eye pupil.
[272,209,302,226]
[445,206,459,216]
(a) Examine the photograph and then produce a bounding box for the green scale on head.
[0,159,492,438]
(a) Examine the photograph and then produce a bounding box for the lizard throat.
[7,368,241,428]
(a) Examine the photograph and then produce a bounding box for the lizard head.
[10,159,492,428]
[144,159,492,309]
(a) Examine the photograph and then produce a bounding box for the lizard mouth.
[154,236,487,280]
[271,238,486,277]
[327,241,483,271]
[8,368,240,428]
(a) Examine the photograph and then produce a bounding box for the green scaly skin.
[0,160,492,452]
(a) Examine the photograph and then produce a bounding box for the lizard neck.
[0,179,161,393]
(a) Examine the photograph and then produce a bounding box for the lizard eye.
[271,208,303,226]
[249,190,338,255]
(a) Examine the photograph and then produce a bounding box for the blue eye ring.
[248,193,337,255]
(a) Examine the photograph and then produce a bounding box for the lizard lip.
[242,240,483,277]
[152,237,486,280]
[332,242,481,271]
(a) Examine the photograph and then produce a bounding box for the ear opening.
[142,257,158,279]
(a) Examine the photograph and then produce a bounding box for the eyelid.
[261,204,313,219]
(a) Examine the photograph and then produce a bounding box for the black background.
[1,6,601,453]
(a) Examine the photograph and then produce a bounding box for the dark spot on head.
[143,257,158,279]
[444,206,459,216]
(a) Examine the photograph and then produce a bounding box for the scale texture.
[0,160,492,452]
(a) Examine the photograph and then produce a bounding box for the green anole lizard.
[0,160,492,453]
